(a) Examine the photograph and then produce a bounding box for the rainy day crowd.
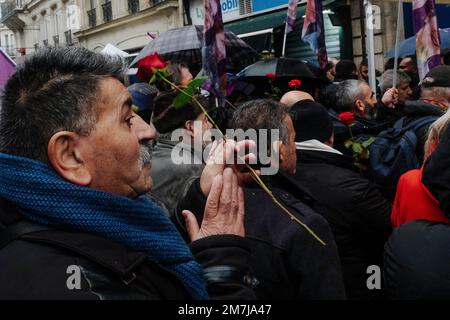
[1,46,450,301]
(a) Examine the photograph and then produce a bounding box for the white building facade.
[74,0,183,54]
[0,0,78,56]
[0,0,17,58]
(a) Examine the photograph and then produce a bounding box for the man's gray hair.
[335,79,367,112]
[231,99,290,148]
[0,47,124,164]
[421,86,450,102]
[379,70,411,93]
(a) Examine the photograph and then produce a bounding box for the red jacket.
[392,166,450,228]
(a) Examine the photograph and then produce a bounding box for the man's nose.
[134,115,156,142]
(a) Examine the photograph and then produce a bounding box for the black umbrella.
[236,57,320,98]
[130,25,258,72]
[237,57,317,80]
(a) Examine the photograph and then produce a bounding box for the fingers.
[182,210,200,242]
[218,168,233,216]
[235,139,256,154]
[207,140,219,162]
[237,187,245,237]
[230,171,239,222]
[204,174,223,219]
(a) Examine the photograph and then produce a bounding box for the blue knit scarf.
[0,152,208,299]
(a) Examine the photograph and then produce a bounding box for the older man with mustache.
[0,47,256,300]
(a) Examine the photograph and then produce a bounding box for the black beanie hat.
[422,65,450,88]
[335,59,357,80]
[290,100,333,143]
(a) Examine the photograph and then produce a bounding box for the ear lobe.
[355,100,365,113]
[185,120,194,136]
[47,131,92,186]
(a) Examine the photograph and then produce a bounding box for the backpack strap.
[0,220,53,250]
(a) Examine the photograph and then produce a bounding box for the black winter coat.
[173,176,346,300]
[0,199,255,300]
[422,117,450,216]
[384,220,450,299]
[289,150,392,299]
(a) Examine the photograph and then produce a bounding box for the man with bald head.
[280,90,314,106]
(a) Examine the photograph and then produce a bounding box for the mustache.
[138,141,154,169]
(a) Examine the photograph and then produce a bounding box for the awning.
[237,28,273,53]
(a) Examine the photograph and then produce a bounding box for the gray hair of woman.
[425,108,450,160]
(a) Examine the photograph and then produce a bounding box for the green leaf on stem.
[361,137,375,148]
[187,76,207,90]
[173,86,195,108]
[352,142,363,153]
[172,76,207,109]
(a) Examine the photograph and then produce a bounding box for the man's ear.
[355,100,365,114]
[47,131,92,186]
[184,120,194,136]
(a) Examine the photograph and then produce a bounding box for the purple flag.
[202,0,227,107]
[0,48,16,90]
[413,0,441,80]
[286,0,298,33]
[301,0,328,70]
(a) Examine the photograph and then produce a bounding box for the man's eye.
[126,115,135,126]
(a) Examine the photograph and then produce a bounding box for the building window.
[102,0,112,22]
[239,0,252,15]
[128,0,139,14]
[87,8,96,27]
[65,30,73,46]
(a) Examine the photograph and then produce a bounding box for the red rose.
[136,52,167,82]
[288,79,302,89]
[338,112,355,126]
[265,73,276,80]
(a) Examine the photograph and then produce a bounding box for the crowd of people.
[1,46,450,300]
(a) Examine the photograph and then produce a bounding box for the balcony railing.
[128,0,139,14]
[0,0,29,29]
[87,8,96,27]
[0,0,26,20]
[1,46,15,57]
[102,1,112,22]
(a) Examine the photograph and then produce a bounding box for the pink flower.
[265,73,276,80]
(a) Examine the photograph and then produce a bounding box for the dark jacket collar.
[0,199,147,277]
[404,100,444,118]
